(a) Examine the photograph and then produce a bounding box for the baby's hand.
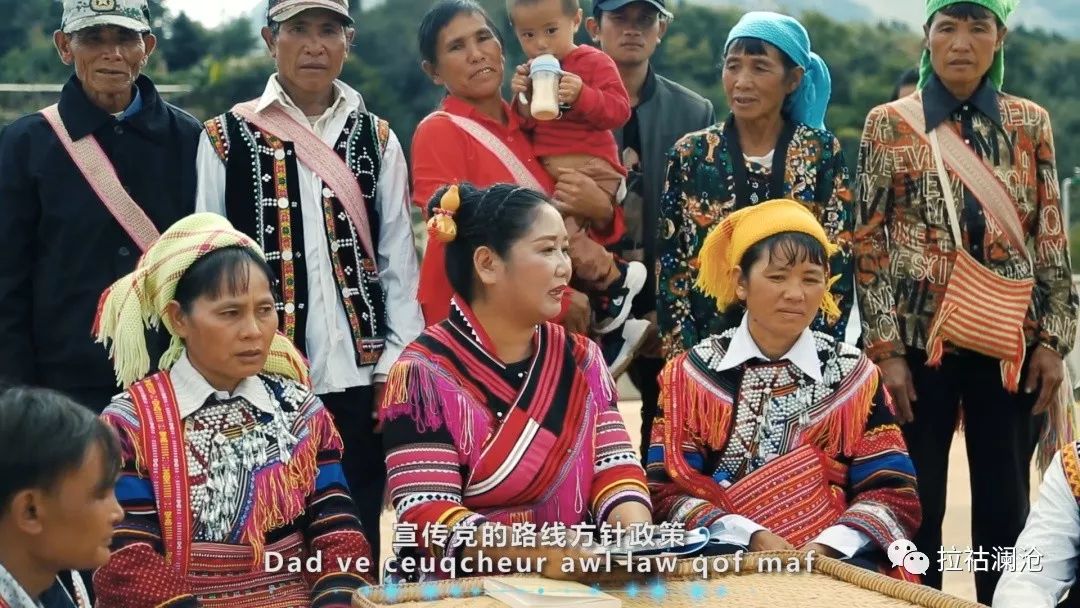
[558,71,584,105]
[511,69,530,97]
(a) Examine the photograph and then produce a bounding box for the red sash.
[661,359,847,546]
[129,373,193,578]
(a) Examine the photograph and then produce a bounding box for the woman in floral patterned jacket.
[656,11,857,358]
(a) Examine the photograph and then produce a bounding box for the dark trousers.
[903,349,1043,604]
[628,355,665,462]
[320,385,387,563]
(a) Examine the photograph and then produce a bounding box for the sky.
[174,0,253,27]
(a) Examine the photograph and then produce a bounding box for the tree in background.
[165,12,208,72]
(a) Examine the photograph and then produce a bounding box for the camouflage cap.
[268,0,353,25]
[61,0,152,34]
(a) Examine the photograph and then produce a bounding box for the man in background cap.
[0,0,201,413]
[196,0,422,563]
[586,0,714,461]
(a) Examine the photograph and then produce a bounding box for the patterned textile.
[1062,442,1080,506]
[203,109,389,367]
[853,90,1077,362]
[379,297,650,574]
[646,328,920,555]
[657,116,856,357]
[95,371,372,608]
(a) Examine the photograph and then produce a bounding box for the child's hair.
[427,182,552,302]
[0,386,121,514]
[506,0,580,20]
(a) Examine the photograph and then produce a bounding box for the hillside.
[686,0,1079,38]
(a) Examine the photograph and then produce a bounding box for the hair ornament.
[427,184,461,243]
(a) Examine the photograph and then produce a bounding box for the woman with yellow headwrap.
[647,199,921,579]
[93,214,374,608]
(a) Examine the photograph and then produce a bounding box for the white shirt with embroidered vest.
[194,75,422,395]
[706,314,873,558]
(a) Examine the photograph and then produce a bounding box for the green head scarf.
[919,0,1019,90]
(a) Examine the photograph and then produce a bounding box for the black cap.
[593,0,672,18]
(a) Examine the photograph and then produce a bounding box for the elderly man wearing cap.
[584,0,714,462]
[0,0,201,413]
[195,0,422,562]
[853,0,1077,601]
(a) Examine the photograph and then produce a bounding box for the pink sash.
[40,104,160,252]
[129,373,193,579]
[423,111,547,192]
[231,101,378,265]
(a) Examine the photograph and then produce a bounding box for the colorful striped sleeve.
[94,396,198,608]
[298,395,376,605]
[579,340,650,523]
[646,369,727,530]
[834,379,921,551]
[381,357,488,560]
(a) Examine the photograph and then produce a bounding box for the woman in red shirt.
[413,0,620,326]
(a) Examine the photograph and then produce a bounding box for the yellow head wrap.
[93,213,310,389]
[696,199,842,320]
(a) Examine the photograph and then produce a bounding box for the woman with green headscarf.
[93,214,375,607]
[853,0,1077,603]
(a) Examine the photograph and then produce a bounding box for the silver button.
[330,241,340,252]
[277,197,289,209]
[963,104,970,111]
[342,288,350,299]
[274,149,286,160]
[323,187,334,199]
[284,302,296,314]
[517,373,525,378]
[282,250,293,261]
[496,411,504,418]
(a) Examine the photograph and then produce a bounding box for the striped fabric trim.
[1062,442,1080,506]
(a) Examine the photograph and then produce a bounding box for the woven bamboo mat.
[352,552,984,608]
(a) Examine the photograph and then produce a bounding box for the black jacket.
[613,69,714,314]
[0,74,201,404]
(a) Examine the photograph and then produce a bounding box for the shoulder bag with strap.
[421,111,547,192]
[892,96,1033,391]
[39,105,160,253]
[231,101,379,266]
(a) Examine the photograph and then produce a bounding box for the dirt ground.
[376,388,1041,603]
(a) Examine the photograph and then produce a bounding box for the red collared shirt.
[412,96,555,324]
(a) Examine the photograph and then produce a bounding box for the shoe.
[602,318,651,380]
[593,260,647,335]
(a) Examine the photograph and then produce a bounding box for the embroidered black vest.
[204,110,388,367]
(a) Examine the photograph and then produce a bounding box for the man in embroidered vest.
[994,441,1080,608]
[0,0,202,414]
[0,386,123,608]
[853,0,1078,602]
[586,0,715,461]
[195,0,423,561]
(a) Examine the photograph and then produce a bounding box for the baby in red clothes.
[508,0,649,374]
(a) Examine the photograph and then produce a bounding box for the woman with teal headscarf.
[657,11,858,360]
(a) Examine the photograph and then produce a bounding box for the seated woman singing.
[647,199,921,579]
[380,183,652,581]
[92,214,373,608]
